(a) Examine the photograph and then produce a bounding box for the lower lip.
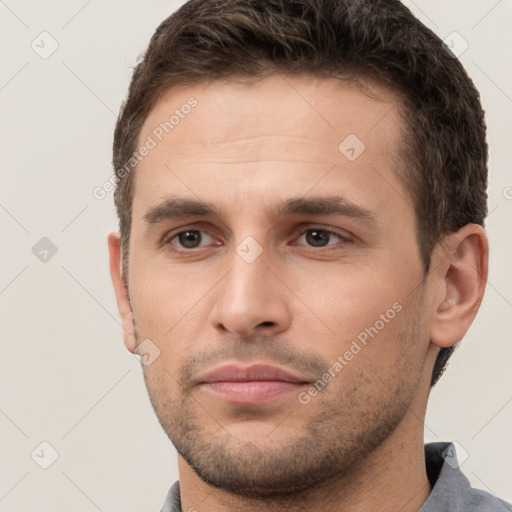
[201,381,305,404]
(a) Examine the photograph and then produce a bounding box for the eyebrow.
[143,195,377,226]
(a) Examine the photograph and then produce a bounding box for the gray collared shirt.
[160,442,512,511]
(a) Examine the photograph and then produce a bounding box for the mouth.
[197,363,310,405]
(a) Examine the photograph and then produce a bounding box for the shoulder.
[159,481,181,512]
[463,487,512,512]
[422,442,512,512]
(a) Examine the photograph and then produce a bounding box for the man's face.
[121,74,435,497]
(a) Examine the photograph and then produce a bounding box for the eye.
[163,226,351,253]
[165,229,218,250]
[294,228,350,248]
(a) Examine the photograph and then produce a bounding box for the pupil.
[306,230,329,247]
[179,231,201,248]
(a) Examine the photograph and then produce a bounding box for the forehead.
[132,73,407,221]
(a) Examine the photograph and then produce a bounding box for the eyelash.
[162,226,353,253]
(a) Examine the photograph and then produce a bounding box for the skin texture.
[108,74,488,512]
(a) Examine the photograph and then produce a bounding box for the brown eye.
[177,231,202,248]
[304,229,333,247]
[296,228,347,248]
[166,230,217,250]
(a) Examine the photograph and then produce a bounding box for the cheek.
[321,297,427,399]
[293,264,403,332]
[292,263,423,373]
[130,257,208,320]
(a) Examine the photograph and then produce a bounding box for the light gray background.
[1,1,511,510]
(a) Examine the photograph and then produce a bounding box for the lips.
[197,363,309,404]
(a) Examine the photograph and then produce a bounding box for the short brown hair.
[112,0,488,387]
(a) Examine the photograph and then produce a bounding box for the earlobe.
[430,224,488,348]
[107,232,137,353]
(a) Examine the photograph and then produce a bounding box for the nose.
[208,244,292,339]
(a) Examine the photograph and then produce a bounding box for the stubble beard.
[140,321,427,501]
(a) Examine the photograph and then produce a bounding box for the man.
[108,0,511,510]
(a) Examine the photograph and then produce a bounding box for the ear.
[430,224,488,348]
[107,232,137,353]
